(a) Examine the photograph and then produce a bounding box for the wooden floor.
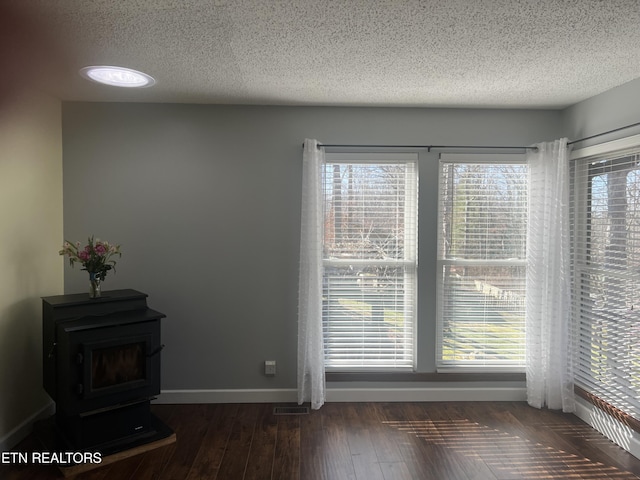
[3,402,640,479]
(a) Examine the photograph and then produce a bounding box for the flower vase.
[89,272,101,298]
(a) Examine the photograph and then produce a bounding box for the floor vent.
[273,405,310,415]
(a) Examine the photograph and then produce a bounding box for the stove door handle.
[147,344,165,358]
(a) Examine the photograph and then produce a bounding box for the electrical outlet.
[265,360,276,376]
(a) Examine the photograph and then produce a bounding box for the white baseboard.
[0,401,55,452]
[574,396,640,460]
[154,387,526,405]
[154,389,298,404]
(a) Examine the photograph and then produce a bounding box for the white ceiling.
[6,0,640,109]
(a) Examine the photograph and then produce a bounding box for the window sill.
[326,371,525,383]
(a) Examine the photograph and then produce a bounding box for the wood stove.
[42,289,172,454]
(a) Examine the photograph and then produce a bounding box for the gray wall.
[562,77,640,147]
[62,103,561,392]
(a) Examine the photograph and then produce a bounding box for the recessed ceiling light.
[79,66,156,88]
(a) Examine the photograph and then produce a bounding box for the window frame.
[322,151,419,372]
[570,135,640,429]
[436,153,528,373]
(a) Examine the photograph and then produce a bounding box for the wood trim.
[570,133,640,160]
[326,371,525,383]
[575,386,640,434]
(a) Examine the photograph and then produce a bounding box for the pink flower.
[59,236,121,280]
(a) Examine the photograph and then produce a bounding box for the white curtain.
[297,139,325,409]
[526,138,574,412]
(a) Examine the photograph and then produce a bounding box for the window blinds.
[571,151,640,423]
[322,153,418,369]
[437,154,527,371]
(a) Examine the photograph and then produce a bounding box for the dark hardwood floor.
[3,401,640,479]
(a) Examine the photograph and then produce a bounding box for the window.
[437,154,528,371]
[322,153,418,370]
[571,149,640,425]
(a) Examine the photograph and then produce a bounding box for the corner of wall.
[0,91,64,449]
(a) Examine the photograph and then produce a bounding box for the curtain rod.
[567,120,640,146]
[314,144,536,152]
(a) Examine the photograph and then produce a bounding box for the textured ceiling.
[5,0,640,108]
